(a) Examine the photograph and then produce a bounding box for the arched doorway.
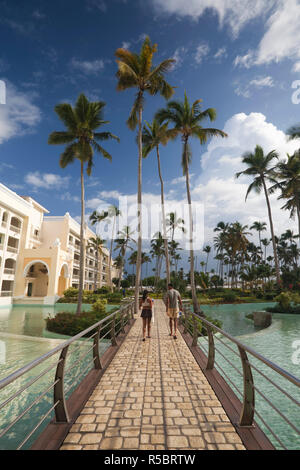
[24,261,49,298]
[58,264,69,296]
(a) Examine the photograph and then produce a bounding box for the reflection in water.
[0,303,114,450]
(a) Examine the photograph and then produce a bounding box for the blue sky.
[1,0,300,270]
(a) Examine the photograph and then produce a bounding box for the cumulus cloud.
[25,172,70,190]
[194,112,300,241]
[0,81,41,144]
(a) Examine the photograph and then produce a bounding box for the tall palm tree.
[203,245,211,273]
[88,236,105,291]
[114,225,136,289]
[156,93,227,314]
[115,36,175,313]
[250,221,267,253]
[236,145,280,284]
[271,151,300,246]
[142,119,173,285]
[107,205,122,290]
[48,93,119,314]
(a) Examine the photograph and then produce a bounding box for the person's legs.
[142,318,147,340]
[147,318,151,337]
[173,318,178,339]
[169,318,173,335]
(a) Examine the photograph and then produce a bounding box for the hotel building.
[0,183,118,305]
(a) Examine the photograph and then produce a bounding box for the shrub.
[63,287,79,298]
[275,292,292,311]
[91,298,107,314]
[46,311,107,337]
[223,292,237,303]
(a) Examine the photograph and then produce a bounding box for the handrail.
[181,304,300,450]
[0,300,135,450]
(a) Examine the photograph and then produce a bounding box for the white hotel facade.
[0,183,118,305]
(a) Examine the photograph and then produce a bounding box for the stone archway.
[57,263,69,296]
[24,261,49,298]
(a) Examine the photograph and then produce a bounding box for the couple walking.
[139,284,183,341]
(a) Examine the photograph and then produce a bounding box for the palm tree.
[271,151,300,245]
[88,236,105,291]
[166,212,186,242]
[48,93,119,314]
[114,225,136,289]
[156,92,227,314]
[203,245,211,273]
[142,119,173,285]
[107,205,122,290]
[115,36,175,313]
[150,232,165,287]
[250,221,267,253]
[236,145,280,284]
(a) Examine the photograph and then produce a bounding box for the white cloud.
[292,62,300,73]
[25,172,70,190]
[234,0,300,67]
[86,0,107,12]
[172,46,188,69]
[214,47,227,60]
[152,0,276,37]
[234,76,275,98]
[249,76,274,88]
[195,112,300,240]
[195,43,210,64]
[70,58,105,75]
[121,41,131,49]
[0,81,41,144]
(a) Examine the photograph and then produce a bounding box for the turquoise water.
[200,302,300,450]
[0,303,117,450]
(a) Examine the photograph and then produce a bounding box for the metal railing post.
[54,346,70,423]
[192,314,198,347]
[206,324,215,370]
[111,314,117,346]
[93,324,102,370]
[238,345,255,427]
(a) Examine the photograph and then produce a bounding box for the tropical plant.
[155,92,228,314]
[48,93,119,314]
[88,236,105,291]
[114,226,136,289]
[142,119,173,285]
[236,145,280,284]
[115,36,175,313]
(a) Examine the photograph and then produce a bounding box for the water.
[199,302,300,450]
[0,303,118,450]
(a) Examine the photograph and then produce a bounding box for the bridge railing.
[181,303,300,450]
[0,300,134,450]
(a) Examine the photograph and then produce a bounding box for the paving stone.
[60,300,245,452]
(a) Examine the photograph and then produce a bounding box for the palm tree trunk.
[134,96,143,314]
[156,145,170,286]
[184,138,201,315]
[77,160,85,315]
[109,216,116,292]
[94,248,98,291]
[262,177,280,284]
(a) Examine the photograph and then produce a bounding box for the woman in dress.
[139,290,153,341]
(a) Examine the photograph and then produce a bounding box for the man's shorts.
[167,308,179,319]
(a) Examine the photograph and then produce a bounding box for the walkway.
[60,300,245,450]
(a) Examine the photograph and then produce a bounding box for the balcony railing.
[10,225,21,234]
[3,268,15,275]
[0,291,13,297]
[6,246,18,254]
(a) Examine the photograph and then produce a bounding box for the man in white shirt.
[164,283,183,339]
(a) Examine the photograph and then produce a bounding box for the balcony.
[3,268,15,275]
[10,225,21,234]
[0,291,12,297]
[6,246,18,254]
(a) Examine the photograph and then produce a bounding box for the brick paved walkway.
[60,300,245,450]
